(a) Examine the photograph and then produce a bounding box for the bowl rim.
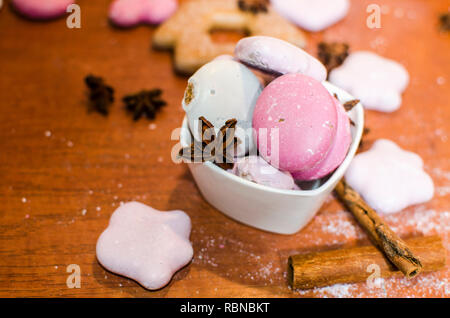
[180,81,364,197]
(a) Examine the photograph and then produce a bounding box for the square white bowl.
[179,81,364,234]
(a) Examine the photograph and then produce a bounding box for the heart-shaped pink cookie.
[109,0,178,27]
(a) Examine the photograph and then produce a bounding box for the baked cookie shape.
[152,0,306,75]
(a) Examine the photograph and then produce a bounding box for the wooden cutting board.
[0,0,449,298]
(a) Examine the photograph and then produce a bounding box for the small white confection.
[345,139,434,214]
[96,202,193,290]
[182,59,263,156]
[234,36,327,82]
[230,156,299,190]
[271,0,350,32]
[329,51,409,112]
[213,54,235,61]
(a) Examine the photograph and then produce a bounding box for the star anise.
[85,75,114,116]
[317,42,350,73]
[123,89,167,121]
[343,99,360,112]
[440,12,450,32]
[237,0,269,14]
[178,117,239,170]
[358,126,371,151]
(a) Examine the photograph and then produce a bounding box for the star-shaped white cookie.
[329,51,409,112]
[96,202,193,290]
[345,139,434,214]
[271,0,350,32]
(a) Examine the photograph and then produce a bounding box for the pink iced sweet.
[235,36,327,82]
[252,73,338,176]
[109,0,178,27]
[292,97,351,180]
[12,0,75,20]
[96,202,193,290]
[271,0,350,32]
[345,139,434,214]
[329,51,409,112]
[230,156,299,190]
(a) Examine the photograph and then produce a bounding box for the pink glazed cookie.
[253,73,338,174]
[235,36,327,82]
[12,0,74,20]
[230,156,299,190]
[109,0,178,27]
[292,97,351,180]
[96,202,193,290]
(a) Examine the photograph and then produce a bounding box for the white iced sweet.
[345,139,434,214]
[230,156,299,190]
[271,0,350,32]
[182,59,263,156]
[234,36,327,82]
[329,51,409,112]
[96,202,193,290]
[213,54,235,61]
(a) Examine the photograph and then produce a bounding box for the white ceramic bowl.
[180,81,364,234]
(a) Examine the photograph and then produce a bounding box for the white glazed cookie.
[96,202,193,290]
[182,59,262,157]
[329,51,409,112]
[345,139,434,214]
[235,36,327,81]
[272,0,350,32]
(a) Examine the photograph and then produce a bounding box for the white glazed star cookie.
[345,139,434,214]
[96,202,193,290]
[329,51,409,112]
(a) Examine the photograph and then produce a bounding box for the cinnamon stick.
[334,179,423,278]
[289,235,445,290]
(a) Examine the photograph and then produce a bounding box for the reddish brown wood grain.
[0,0,449,297]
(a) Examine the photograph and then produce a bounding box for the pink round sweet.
[292,97,351,180]
[253,73,338,174]
[235,36,327,82]
[12,0,75,20]
[109,0,178,27]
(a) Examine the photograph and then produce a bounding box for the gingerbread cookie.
[152,0,306,75]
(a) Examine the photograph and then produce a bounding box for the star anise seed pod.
[178,117,239,169]
[317,42,350,73]
[343,99,360,112]
[237,0,269,14]
[85,75,114,116]
[123,89,167,121]
[440,12,450,32]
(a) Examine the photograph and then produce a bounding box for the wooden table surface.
[0,0,449,298]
